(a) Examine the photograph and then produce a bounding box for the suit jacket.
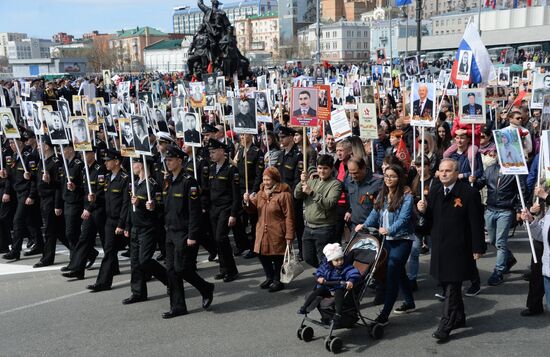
[413,98,434,117]
[462,103,483,115]
[292,107,317,117]
[184,129,200,143]
[424,180,486,282]
[235,113,256,129]
[458,62,469,74]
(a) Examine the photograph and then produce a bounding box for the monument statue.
[187,0,250,78]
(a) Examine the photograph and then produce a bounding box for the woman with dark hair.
[435,122,452,158]
[355,164,416,326]
[263,131,281,167]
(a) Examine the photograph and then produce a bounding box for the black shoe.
[86,250,99,270]
[207,253,218,262]
[33,261,52,268]
[202,284,215,310]
[122,295,147,305]
[233,248,245,257]
[520,308,544,317]
[393,302,416,314]
[60,265,71,272]
[297,307,307,315]
[432,330,450,342]
[162,309,188,319]
[87,284,111,292]
[0,248,10,254]
[214,273,226,280]
[62,271,84,280]
[26,239,35,249]
[155,253,166,262]
[268,281,284,292]
[259,279,273,289]
[464,284,481,297]
[373,314,389,327]
[3,251,20,261]
[121,250,131,258]
[502,254,517,274]
[243,250,257,259]
[223,273,238,283]
[23,247,43,256]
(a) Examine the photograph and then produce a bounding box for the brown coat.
[244,183,295,256]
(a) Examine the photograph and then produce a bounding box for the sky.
[0,0,197,38]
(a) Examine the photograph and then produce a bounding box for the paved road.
[0,234,548,356]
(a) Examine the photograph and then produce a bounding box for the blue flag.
[396,0,413,5]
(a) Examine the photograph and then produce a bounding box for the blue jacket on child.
[315,258,361,291]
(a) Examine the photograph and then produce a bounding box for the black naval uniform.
[152,154,167,258]
[127,175,168,299]
[0,150,16,253]
[233,144,264,252]
[276,144,304,256]
[5,149,42,256]
[61,155,85,254]
[94,168,130,288]
[164,169,214,312]
[66,160,107,275]
[206,159,240,279]
[37,154,68,265]
[184,155,217,257]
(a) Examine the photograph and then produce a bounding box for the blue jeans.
[380,239,414,318]
[485,208,514,274]
[407,234,421,281]
[544,277,550,310]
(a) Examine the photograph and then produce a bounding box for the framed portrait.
[497,67,510,86]
[71,117,92,151]
[182,112,202,147]
[404,55,420,77]
[493,129,528,175]
[32,101,45,135]
[290,87,319,127]
[85,102,99,130]
[522,61,535,80]
[459,88,486,124]
[0,107,20,138]
[315,84,331,121]
[93,97,106,123]
[410,82,436,127]
[47,111,69,145]
[358,103,378,140]
[456,50,473,81]
[233,97,258,134]
[57,99,71,127]
[205,94,216,111]
[118,117,138,158]
[255,90,271,123]
[131,115,151,155]
[329,109,352,142]
[189,82,206,109]
[531,73,550,109]
[216,76,227,104]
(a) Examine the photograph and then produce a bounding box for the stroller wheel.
[297,328,303,340]
[301,326,314,342]
[371,324,384,340]
[324,338,331,351]
[329,337,343,354]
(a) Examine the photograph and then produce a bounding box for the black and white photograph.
[205,74,217,95]
[234,97,257,134]
[46,111,69,144]
[257,75,267,91]
[404,55,420,77]
[255,91,271,122]
[497,67,510,86]
[118,117,137,157]
[457,50,473,81]
[117,81,130,103]
[522,61,535,80]
[21,81,30,98]
[31,102,44,135]
[173,107,186,138]
[131,115,151,155]
[72,95,82,116]
[21,101,33,120]
[151,107,169,133]
[531,73,550,109]
[86,102,98,128]
[182,112,201,146]
[331,84,344,108]
[71,117,91,151]
[205,94,216,110]
[94,97,105,121]
[57,99,71,126]
[0,107,20,138]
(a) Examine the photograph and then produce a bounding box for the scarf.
[263,184,278,197]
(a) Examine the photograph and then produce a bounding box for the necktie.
[444,187,450,196]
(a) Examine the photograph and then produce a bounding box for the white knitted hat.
[323,243,344,262]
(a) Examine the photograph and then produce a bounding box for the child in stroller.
[297,243,360,323]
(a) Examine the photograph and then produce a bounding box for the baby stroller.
[296,229,387,353]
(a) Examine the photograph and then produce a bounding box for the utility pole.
[416,0,422,57]
[316,0,321,65]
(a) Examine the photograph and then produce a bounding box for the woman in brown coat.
[243,166,295,292]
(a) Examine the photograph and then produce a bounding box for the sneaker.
[393,302,416,314]
[373,314,389,327]
[435,292,446,301]
[297,307,307,315]
[502,254,517,274]
[487,270,504,286]
[520,308,544,317]
[465,284,481,297]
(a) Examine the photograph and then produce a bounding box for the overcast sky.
[0,0,197,38]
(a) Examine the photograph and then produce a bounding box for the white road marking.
[0,279,131,316]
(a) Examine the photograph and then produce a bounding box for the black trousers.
[526,240,545,312]
[39,196,68,264]
[302,225,335,268]
[130,226,168,298]
[12,199,42,253]
[258,254,284,282]
[232,209,255,251]
[199,211,217,255]
[210,207,238,276]
[67,209,105,273]
[293,198,304,255]
[0,200,15,251]
[64,202,83,253]
[303,286,345,315]
[334,205,347,244]
[95,218,122,287]
[165,229,213,311]
[438,281,465,334]
[156,216,166,256]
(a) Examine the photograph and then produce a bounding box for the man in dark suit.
[417,158,485,342]
[406,58,417,76]
[462,93,483,116]
[292,90,317,117]
[131,116,150,153]
[412,84,433,118]
[184,113,200,144]
[47,112,66,141]
[234,99,256,129]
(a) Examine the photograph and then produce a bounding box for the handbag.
[280,244,304,284]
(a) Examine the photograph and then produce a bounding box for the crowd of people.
[0,60,549,343]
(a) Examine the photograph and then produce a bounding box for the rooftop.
[173,0,267,14]
[115,26,167,38]
[144,39,184,51]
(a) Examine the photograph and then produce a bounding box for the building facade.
[235,13,280,59]
[0,32,27,58]
[143,39,191,72]
[7,38,54,60]
[298,20,370,62]
[321,0,377,22]
[52,32,75,44]
[173,0,277,34]
[10,57,88,77]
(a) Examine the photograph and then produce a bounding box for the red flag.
[207,62,213,74]
[396,138,411,169]
[512,91,526,107]
[527,0,532,6]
